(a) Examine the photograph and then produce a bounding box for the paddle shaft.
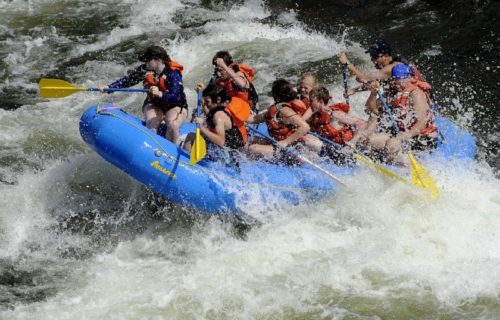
[247,126,347,187]
[91,88,148,93]
[308,130,408,182]
[376,88,400,134]
[342,63,349,104]
[308,131,342,149]
[195,91,203,118]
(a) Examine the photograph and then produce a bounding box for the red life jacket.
[390,80,437,136]
[265,99,308,141]
[300,95,311,109]
[143,60,184,100]
[411,65,425,83]
[309,103,353,145]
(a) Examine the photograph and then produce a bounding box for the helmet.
[391,64,412,80]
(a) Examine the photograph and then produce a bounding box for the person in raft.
[184,83,251,164]
[348,64,438,164]
[338,40,427,97]
[210,50,259,112]
[296,72,317,121]
[246,79,322,164]
[307,86,366,164]
[99,45,188,144]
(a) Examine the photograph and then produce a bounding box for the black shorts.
[409,134,438,151]
[142,99,188,113]
[271,145,302,167]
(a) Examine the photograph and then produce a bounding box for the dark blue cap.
[391,64,412,79]
[365,40,392,57]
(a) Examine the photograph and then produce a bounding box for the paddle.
[247,126,347,187]
[189,90,207,165]
[308,130,407,182]
[39,78,148,98]
[341,63,350,104]
[376,88,440,198]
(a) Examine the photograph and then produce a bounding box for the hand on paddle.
[193,116,205,126]
[97,85,109,93]
[196,82,204,92]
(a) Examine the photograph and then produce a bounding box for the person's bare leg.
[247,143,275,159]
[302,134,323,153]
[366,133,390,149]
[143,104,163,133]
[183,132,196,152]
[164,107,188,144]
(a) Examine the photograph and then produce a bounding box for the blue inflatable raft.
[79,104,476,214]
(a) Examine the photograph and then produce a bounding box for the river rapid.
[0,0,499,319]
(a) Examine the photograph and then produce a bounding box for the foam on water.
[2,161,499,318]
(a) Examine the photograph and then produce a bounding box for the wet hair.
[272,79,297,103]
[309,86,330,104]
[212,50,233,66]
[202,82,227,104]
[139,45,170,64]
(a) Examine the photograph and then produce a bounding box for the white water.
[0,0,499,319]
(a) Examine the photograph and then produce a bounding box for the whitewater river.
[0,0,499,319]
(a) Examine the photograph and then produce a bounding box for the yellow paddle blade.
[354,153,407,182]
[39,78,87,98]
[189,128,206,165]
[408,152,440,199]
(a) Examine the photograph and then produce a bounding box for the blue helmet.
[391,64,412,80]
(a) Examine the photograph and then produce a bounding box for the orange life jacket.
[390,80,437,136]
[309,103,353,145]
[265,99,308,141]
[224,97,251,144]
[217,63,255,104]
[143,60,184,97]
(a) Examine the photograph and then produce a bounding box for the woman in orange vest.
[306,86,365,164]
[211,50,259,111]
[309,86,366,145]
[99,46,188,144]
[184,84,251,164]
